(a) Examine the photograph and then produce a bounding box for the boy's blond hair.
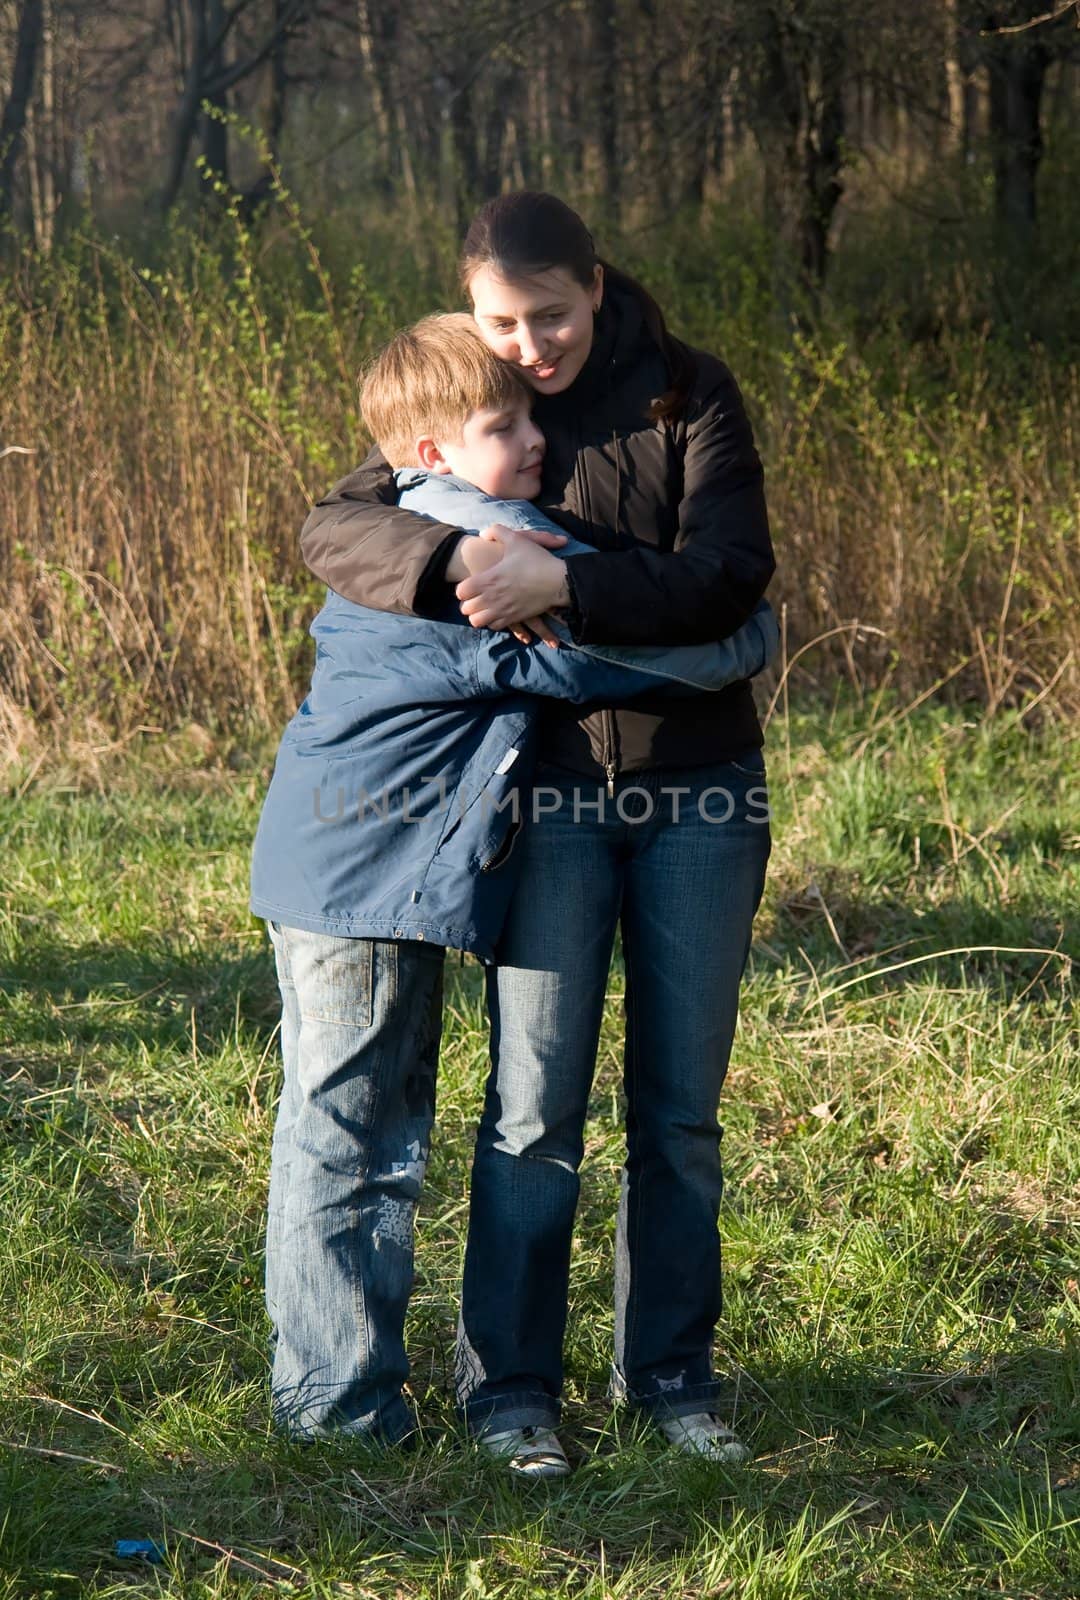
[360,312,530,469]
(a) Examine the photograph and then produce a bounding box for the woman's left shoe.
[658,1413,750,1465]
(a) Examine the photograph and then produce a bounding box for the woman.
[302,192,774,1476]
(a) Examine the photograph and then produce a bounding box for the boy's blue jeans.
[264,922,444,1442]
[455,757,771,1434]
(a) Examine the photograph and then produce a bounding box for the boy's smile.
[420,396,546,500]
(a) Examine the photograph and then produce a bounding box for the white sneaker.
[477,1424,571,1480]
[658,1412,751,1465]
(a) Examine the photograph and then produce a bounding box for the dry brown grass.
[0,234,361,748]
[763,337,1080,719]
[1,227,1077,760]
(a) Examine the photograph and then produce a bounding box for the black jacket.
[300,287,776,781]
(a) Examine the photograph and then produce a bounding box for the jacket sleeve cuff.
[412,529,467,617]
[560,560,587,642]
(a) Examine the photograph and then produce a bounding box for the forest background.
[1,5,1079,1598]
[0,0,1079,742]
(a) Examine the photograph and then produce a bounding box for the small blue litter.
[114,1538,165,1564]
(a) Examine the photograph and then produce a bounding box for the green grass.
[1,702,1078,1599]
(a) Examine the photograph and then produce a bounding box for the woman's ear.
[416,436,450,473]
[591,262,604,314]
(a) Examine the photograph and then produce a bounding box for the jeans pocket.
[726,749,767,781]
[288,930,376,1030]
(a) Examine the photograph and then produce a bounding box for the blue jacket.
[250,473,778,959]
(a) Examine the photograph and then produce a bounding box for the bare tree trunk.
[393,97,418,201]
[450,74,479,226]
[356,0,393,193]
[587,0,618,215]
[202,0,229,183]
[480,72,511,197]
[753,6,846,290]
[987,23,1049,233]
[536,47,553,186]
[756,10,802,283]
[34,0,55,246]
[632,0,665,199]
[719,67,739,187]
[682,31,719,210]
[0,0,45,227]
[160,0,209,213]
[506,117,526,189]
[559,52,584,185]
[943,0,965,153]
[895,93,912,179]
[358,0,421,199]
[264,0,288,159]
[800,20,845,284]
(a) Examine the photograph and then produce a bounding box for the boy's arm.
[454,515,779,693]
[468,607,777,703]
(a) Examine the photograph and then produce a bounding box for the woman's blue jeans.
[264,922,444,1442]
[456,756,771,1433]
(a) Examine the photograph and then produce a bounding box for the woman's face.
[469,263,603,395]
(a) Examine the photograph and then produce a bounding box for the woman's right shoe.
[477,1424,571,1480]
[657,1412,751,1465]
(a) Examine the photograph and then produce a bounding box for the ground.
[1,700,1078,1599]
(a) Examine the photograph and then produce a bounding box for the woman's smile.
[526,356,562,383]
[468,262,602,395]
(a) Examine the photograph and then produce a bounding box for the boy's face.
[421,395,546,500]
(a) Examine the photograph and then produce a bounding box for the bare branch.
[981,1,1079,36]
[202,0,309,97]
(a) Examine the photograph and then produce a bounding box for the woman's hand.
[445,522,566,584]
[457,533,561,645]
[458,537,504,577]
[456,525,571,642]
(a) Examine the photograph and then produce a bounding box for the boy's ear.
[416,436,451,473]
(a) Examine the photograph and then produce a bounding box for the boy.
[250,315,776,1468]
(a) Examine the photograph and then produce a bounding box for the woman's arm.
[300,446,467,616]
[455,359,775,646]
[302,446,569,616]
[567,362,774,645]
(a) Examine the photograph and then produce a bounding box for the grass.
[1,699,1079,1598]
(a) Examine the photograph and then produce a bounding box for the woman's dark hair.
[459,191,694,423]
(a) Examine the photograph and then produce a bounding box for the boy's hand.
[456,526,570,643]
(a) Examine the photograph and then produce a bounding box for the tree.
[158,0,309,214]
[747,1,849,289]
[981,2,1055,234]
[0,0,43,225]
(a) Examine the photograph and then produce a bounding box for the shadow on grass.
[764,873,1076,1003]
[2,860,1073,1084]
[3,1343,1078,1596]
[0,935,281,1068]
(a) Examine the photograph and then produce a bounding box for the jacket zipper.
[571,426,619,796]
